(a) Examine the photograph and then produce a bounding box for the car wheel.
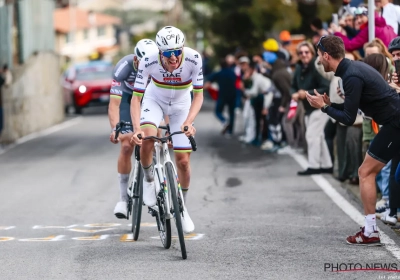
[72,95,83,115]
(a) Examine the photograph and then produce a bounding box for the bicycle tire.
[165,162,187,259]
[132,164,143,240]
[154,171,171,249]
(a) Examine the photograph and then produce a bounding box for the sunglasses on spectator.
[317,36,328,53]
[298,51,310,55]
[161,49,183,58]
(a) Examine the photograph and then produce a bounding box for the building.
[0,0,64,144]
[54,7,121,63]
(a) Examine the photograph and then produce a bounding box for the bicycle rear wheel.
[165,162,187,259]
[131,163,143,240]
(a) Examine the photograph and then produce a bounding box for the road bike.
[114,121,143,241]
[141,125,197,260]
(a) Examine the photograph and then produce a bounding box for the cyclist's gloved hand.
[164,130,173,149]
[131,129,144,146]
[181,123,195,137]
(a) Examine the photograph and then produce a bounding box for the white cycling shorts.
[140,95,192,152]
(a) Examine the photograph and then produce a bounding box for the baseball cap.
[238,56,250,63]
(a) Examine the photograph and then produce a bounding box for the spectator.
[338,12,359,39]
[364,38,394,74]
[379,38,400,226]
[338,0,354,19]
[363,53,400,226]
[375,0,400,35]
[263,38,290,65]
[252,54,270,76]
[279,30,293,65]
[261,52,291,152]
[204,58,237,137]
[310,18,329,38]
[360,53,392,214]
[291,41,331,175]
[332,7,397,52]
[239,58,274,146]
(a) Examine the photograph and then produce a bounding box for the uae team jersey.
[110,54,138,97]
[133,47,204,103]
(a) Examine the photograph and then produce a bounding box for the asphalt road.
[1,102,400,280]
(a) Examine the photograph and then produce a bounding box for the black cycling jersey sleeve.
[325,76,362,126]
[330,103,344,110]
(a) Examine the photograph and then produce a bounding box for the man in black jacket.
[307,35,400,246]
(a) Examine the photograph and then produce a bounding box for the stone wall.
[1,52,65,143]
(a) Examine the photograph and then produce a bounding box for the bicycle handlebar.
[138,126,197,152]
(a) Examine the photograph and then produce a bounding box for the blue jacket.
[206,67,237,101]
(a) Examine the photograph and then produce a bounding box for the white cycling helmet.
[134,39,158,60]
[156,26,185,51]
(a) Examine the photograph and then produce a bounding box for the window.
[83,29,89,40]
[97,26,105,37]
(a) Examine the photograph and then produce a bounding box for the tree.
[183,0,301,57]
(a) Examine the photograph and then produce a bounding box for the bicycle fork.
[154,142,173,219]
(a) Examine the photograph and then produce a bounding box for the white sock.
[118,173,129,202]
[182,188,189,203]
[143,164,154,182]
[364,214,377,236]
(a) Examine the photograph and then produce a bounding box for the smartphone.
[395,60,400,77]
[332,13,339,26]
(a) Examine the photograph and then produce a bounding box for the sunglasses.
[317,36,328,53]
[298,51,310,55]
[161,49,183,58]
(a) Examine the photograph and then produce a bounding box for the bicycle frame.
[153,141,185,220]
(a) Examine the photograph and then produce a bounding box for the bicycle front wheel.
[154,177,171,249]
[165,162,187,259]
[131,163,143,240]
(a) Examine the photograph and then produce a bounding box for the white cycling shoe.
[181,206,195,234]
[114,201,128,219]
[143,180,157,207]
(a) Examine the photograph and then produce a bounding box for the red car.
[62,61,114,114]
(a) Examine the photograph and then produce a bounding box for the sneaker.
[297,168,321,176]
[181,206,195,234]
[320,167,333,174]
[114,201,128,219]
[346,227,382,246]
[376,198,389,213]
[221,123,229,135]
[260,140,274,151]
[277,145,294,155]
[380,212,397,226]
[143,180,157,207]
[238,135,246,142]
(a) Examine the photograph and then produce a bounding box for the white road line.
[0,117,83,156]
[289,151,400,261]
